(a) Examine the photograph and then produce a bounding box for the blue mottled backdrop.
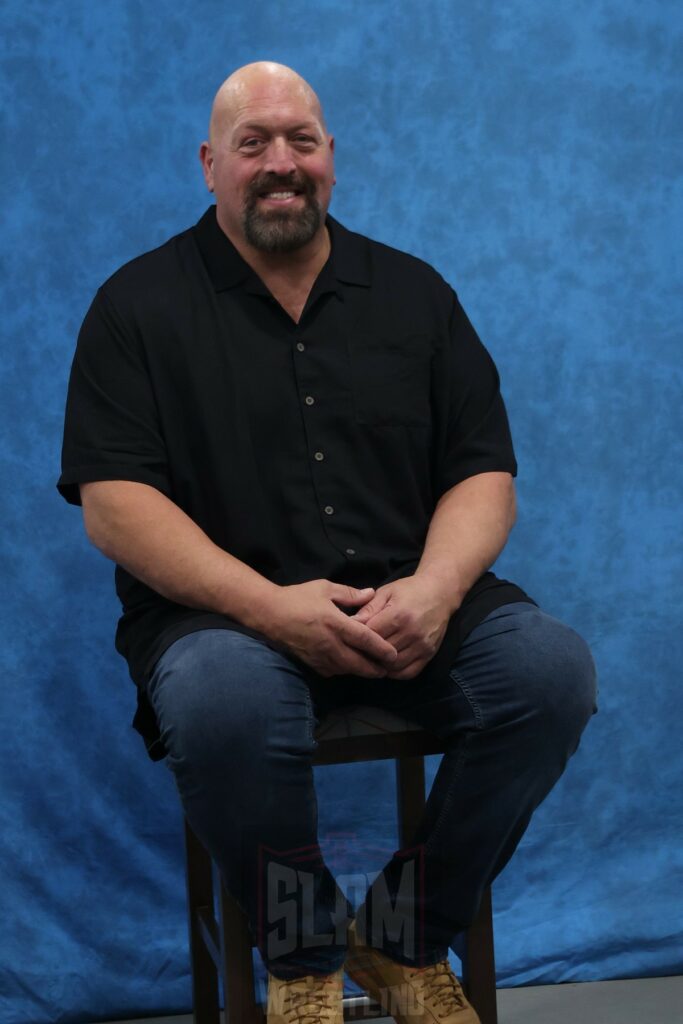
[1,1,682,1022]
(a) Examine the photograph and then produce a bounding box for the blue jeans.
[144,602,597,979]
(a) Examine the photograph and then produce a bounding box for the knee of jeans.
[148,635,316,772]
[154,674,256,772]
[515,614,598,742]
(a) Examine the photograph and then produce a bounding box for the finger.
[361,615,413,652]
[380,630,415,652]
[353,591,391,623]
[341,619,398,666]
[386,656,427,680]
[330,585,375,608]
[361,605,404,638]
[383,641,419,672]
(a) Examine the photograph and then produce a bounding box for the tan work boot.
[345,918,481,1023]
[266,965,344,1023]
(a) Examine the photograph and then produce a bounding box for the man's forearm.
[80,480,279,634]
[414,471,516,614]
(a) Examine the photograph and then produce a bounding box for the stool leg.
[462,887,497,1024]
[395,755,426,846]
[218,876,264,1024]
[395,759,498,1024]
[184,820,221,1024]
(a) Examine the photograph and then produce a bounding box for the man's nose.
[263,137,297,176]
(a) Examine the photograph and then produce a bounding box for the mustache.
[246,172,316,201]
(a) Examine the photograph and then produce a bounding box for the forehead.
[226,81,323,138]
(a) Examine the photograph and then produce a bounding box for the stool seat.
[184,704,498,1023]
[313,702,446,763]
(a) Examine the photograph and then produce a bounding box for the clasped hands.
[268,576,454,681]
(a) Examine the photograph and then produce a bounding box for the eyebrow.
[234,120,321,137]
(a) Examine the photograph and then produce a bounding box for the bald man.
[58,62,597,1024]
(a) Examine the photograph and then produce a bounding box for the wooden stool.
[184,704,498,1023]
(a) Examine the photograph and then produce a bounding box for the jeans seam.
[302,682,319,750]
[424,737,470,853]
[447,667,485,730]
[422,665,484,852]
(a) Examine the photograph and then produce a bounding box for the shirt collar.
[193,205,371,294]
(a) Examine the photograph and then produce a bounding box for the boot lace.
[414,959,468,1016]
[279,972,340,1023]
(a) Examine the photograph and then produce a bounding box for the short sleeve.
[57,286,170,506]
[434,291,517,497]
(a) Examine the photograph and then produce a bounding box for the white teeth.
[264,191,296,199]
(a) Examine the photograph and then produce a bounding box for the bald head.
[199,61,335,258]
[208,62,327,145]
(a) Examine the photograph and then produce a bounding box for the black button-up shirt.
[57,206,534,760]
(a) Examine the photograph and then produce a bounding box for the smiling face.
[200,65,335,255]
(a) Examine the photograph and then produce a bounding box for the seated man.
[57,61,598,1024]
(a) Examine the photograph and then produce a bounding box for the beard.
[242,172,322,253]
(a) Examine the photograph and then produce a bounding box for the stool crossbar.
[184,704,498,1023]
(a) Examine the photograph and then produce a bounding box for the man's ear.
[329,135,336,186]
[199,141,214,193]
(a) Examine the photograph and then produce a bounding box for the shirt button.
[314,451,324,461]
[324,505,334,515]
[296,342,305,352]
[305,395,315,406]
[345,548,356,556]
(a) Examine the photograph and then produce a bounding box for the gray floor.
[100,974,683,1024]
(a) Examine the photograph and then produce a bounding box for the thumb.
[331,585,375,607]
[353,596,382,622]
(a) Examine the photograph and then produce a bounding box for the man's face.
[201,81,335,253]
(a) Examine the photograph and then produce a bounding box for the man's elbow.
[79,482,118,560]
[507,477,517,532]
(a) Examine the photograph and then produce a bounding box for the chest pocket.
[348,333,432,427]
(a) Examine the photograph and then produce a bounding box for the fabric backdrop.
[1,1,681,1022]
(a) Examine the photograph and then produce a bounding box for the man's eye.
[241,138,264,149]
[293,135,316,145]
